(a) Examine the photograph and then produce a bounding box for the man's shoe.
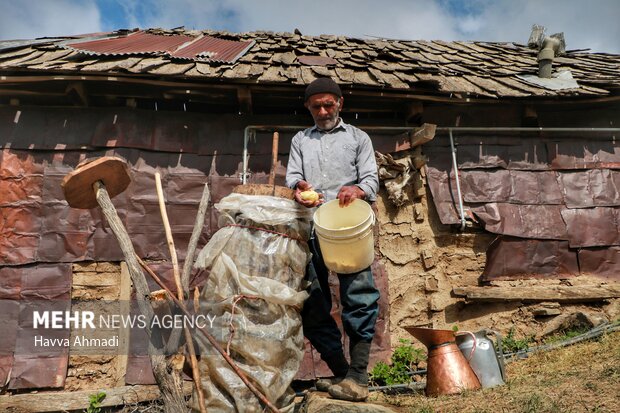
[327,378,369,402]
[315,376,344,392]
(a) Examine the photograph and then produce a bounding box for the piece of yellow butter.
[300,190,319,202]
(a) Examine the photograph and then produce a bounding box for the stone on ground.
[300,393,397,413]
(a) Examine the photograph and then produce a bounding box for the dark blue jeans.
[301,232,380,360]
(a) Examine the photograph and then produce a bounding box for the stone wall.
[66,262,125,391]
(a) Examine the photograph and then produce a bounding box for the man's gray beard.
[317,117,341,133]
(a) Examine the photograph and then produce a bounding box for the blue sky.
[1,0,619,53]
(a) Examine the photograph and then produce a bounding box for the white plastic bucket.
[313,199,375,274]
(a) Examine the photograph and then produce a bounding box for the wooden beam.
[65,82,89,106]
[0,383,193,412]
[523,105,538,119]
[237,86,253,115]
[2,73,619,105]
[410,123,437,148]
[406,101,424,123]
[453,284,620,303]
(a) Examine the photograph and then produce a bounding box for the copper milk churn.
[456,329,506,388]
[404,327,481,396]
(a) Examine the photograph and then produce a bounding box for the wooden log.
[181,181,211,291]
[453,284,620,303]
[410,123,436,148]
[0,383,193,412]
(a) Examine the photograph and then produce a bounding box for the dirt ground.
[369,330,620,413]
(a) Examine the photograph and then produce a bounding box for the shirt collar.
[311,118,347,134]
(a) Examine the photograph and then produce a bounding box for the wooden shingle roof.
[1,27,619,99]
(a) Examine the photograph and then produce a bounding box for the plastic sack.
[192,193,313,412]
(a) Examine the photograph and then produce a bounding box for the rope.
[225,223,308,245]
[227,294,262,356]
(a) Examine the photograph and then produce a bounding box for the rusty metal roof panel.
[509,170,564,204]
[559,170,620,208]
[172,35,254,63]
[471,203,568,240]
[66,31,193,56]
[561,207,620,247]
[0,263,71,389]
[548,140,620,169]
[460,169,512,202]
[481,236,579,281]
[578,247,620,280]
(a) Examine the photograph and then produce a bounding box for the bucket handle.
[456,330,477,361]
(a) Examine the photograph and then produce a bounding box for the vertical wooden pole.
[268,131,279,189]
[93,181,186,412]
[154,172,207,413]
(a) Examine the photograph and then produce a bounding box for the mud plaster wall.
[376,100,620,348]
[375,176,620,349]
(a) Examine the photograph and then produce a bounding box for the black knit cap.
[304,77,342,102]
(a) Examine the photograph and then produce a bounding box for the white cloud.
[1,0,618,53]
[463,0,620,52]
[119,0,619,52]
[0,0,102,40]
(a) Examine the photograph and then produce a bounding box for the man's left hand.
[337,185,366,207]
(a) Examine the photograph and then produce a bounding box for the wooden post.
[93,181,186,412]
[154,172,207,413]
[181,181,211,291]
[154,172,183,297]
[269,131,279,189]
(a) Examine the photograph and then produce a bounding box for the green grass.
[370,338,426,386]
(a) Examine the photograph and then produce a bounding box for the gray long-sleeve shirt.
[285,119,379,202]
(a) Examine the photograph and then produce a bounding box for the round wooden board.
[61,157,130,209]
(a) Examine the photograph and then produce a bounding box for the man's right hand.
[294,180,323,208]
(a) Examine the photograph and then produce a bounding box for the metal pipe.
[369,381,427,392]
[449,128,467,231]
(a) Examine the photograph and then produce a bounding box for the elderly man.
[285,77,380,402]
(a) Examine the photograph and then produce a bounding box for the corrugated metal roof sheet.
[64,31,254,63]
[66,31,193,56]
[172,35,254,63]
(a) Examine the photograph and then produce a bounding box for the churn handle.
[456,331,477,361]
[487,329,507,381]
